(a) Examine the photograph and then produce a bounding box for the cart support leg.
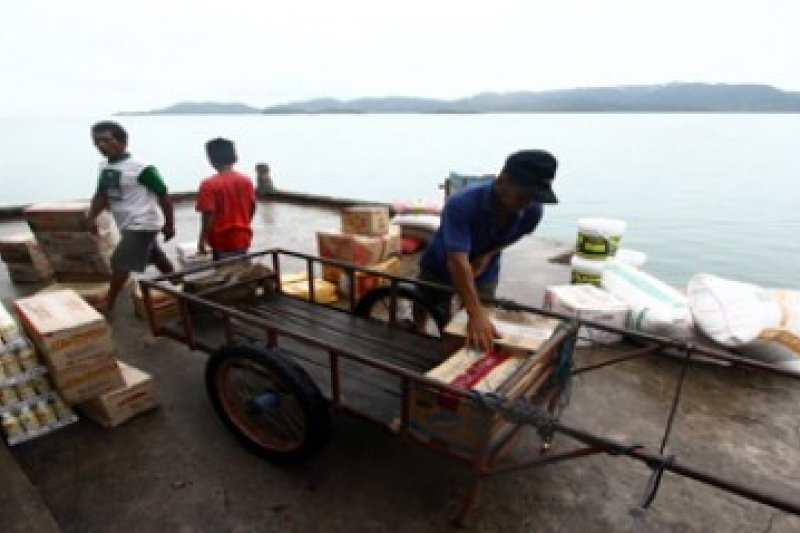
[453,430,493,527]
[453,476,483,528]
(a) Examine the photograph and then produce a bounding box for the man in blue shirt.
[418,149,559,351]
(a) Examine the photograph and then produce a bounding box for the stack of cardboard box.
[23,202,118,283]
[0,234,54,283]
[13,290,158,427]
[14,289,124,404]
[317,206,402,301]
[79,361,157,428]
[0,302,79,446]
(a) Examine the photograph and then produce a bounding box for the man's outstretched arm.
[447,251,500,352]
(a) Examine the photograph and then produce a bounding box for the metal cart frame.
[140,248,800,525]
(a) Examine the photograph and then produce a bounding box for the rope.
[467,332,689,511]
[551,329,577,417]
[534,322,577,422]
[642,454,676,508]
[471,392,556,441]
[470,323,578,442]
[658,343,693,454]
[640,342,693,508]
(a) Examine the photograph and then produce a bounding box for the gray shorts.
[111,230,167,273]
[417,269,498,317]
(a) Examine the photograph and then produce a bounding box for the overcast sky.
[1,0,798,117]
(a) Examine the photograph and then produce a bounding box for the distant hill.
[262,96,467,114]
[117,101,260,116]
[263,84,800,113]
[118,84,800,115]
[456,84,800,112]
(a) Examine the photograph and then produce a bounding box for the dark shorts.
[111,230,167,273]
[212,248,248,262]
[417,269,498,318]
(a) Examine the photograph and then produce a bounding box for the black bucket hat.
[501,149,558,204]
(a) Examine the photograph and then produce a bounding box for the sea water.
[0,113,798,288]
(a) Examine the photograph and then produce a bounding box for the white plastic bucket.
[570,255,606,286]
[576,218,627,259]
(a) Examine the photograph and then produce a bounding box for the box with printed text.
[341,205,390,236]
[316,227,401,266]
[79,361,158,428]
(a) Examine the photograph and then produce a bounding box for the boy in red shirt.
[195,138,256,260]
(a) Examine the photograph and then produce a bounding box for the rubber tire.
[353,285,445,336]
[205,344,331,464]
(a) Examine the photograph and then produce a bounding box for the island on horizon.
[116,82,800,116]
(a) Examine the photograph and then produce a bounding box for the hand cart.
[139,249,800,525]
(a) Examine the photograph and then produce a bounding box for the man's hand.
[157,194,176,243]
[466,308,501,352]
[162,224,175,242]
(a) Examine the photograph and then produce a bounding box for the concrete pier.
[1,197,798,532]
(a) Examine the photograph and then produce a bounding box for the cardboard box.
[79,361,158,428]
[53,359,125,404]
[445,308,561,352]
[341,205,390,236]
[5,262,54,283]
[321,256,400,300]
[408,347,542,456]
[425,346,528,393]
[131,282,180,323]
[543,284,630,346]
[40,336,116,373]
[0,234,51,266]
[48,352,119,384]
[316,229,400,266]
[46,251,113,275]
[36,229,117,255]
[23,202,114,233]
[14,289,112,369]
[55,272,113,283]
[39,281,110,308]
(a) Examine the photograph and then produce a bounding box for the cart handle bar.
[476,392,800,516]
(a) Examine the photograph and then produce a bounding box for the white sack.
[688,273,800,370]
[601,261,694,341]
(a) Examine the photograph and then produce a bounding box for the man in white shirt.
[87,121,176,315]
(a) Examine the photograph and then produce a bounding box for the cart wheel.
[354,285,445,337]
[205,344,331,463]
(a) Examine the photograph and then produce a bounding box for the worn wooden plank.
[234,292,450,370]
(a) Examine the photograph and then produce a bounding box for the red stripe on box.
[437,350,510,411]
